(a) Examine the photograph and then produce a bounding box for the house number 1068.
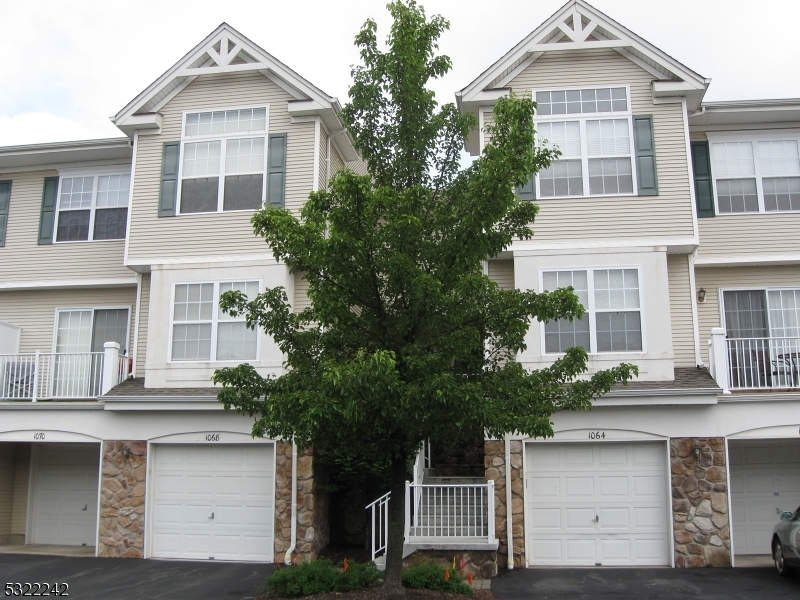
[588,431,606,440]
[205,434,220,442]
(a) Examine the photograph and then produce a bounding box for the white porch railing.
[366,492,390,563]
[405,481,495,543]
[708,328,800,392]
[0,343,128,401]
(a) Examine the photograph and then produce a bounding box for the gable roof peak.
[458,0,708,108]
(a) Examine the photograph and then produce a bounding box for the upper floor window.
[56,173,130,242]
[178,107,268,214]
[710,136,800,213]
[533,87,636,198]
[170,280,259,362]
[542,268,643,354]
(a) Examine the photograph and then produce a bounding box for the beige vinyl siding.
[698,214,800,259]
[0,286,137,353]
[11,444,30,538]
[667,254,696,367]
[488,259,515,290]
[127,71,316,263]
[293,271,311,313]
[482,109,495,152]
[135,273,150,377]
[0,170,131,284]
[502,48,694,241]
[318,126,329,191]
[346,158,368,176]
[331,144,346,175]
[695,265,800,364]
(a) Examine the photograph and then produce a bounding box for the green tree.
[213,1,637,595]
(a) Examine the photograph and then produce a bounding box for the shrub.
[401,562,474,595]
[264,559,382,598]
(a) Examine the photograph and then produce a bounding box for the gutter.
[285,439,299,565]
[504,433,514,570]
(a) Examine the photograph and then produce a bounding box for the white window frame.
[532,84,638,199]
[708,130,800,214]
[51,306,132,353]
[54,166,132,243]
[176,104,271,215]
[168,280,262,363]
[718,286,800,336]
[538,266,646,355]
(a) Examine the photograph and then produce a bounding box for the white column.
[101,342,120,396]
[487,479,496,543]
[404,480,411,542]
[710,328,730,394]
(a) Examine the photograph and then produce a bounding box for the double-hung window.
[534,87,635,198]
[55,173,130,242]
[710,135,800,213]
[542,268,643,354]
[171,281,259,362]
[179,107,268,213]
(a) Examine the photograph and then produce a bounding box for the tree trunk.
[382,456,408,598]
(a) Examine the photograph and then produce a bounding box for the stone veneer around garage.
[484,439,525,569]
[98,440,147,558]
[671,437,732,567]
[274,442,329,563]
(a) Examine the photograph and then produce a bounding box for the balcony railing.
[0,342,128,401]
[708,328,800,392]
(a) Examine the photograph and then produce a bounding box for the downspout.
[284,439,299,565]
[504,433,514,569]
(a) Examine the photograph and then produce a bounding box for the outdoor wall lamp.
[121,446,131,459]
[697,288,707,303]
[693,447,701,459]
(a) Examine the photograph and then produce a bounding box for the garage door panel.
[526,442,669,566]
[151,444,274,562]
[730,440,800,555]
[32,444,100,546]
[599,476,628,497]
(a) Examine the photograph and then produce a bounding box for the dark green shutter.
[691,141,715,217]
[159,142,180,217]
[0,180,10,247]
[633,115,658,196]
[38,176,59,245]
[516,174,536,201]
[267,133,287,207]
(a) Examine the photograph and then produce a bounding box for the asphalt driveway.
[491,566,800,600]
[0,553,274,599]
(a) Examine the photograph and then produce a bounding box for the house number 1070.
[588,431,606,440]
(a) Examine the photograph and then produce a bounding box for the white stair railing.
[405,481,495,543]
[366,491,390,564]
[710,329,800,392]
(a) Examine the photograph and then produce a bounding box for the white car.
[773,505,800,575]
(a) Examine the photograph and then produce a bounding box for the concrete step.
[421,476,487,485]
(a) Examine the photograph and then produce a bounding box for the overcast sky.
[1,0,797,147]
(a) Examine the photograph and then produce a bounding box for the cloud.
[0,113,119,147]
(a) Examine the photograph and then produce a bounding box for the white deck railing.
[708,328,800,392]
[0,343,128,401]
[405,481,495,543]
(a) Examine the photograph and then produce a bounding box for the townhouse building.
[0,0,798,576]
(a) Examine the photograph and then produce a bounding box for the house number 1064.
[588,431,606,440]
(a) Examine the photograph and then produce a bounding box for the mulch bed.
[255,589,495,600]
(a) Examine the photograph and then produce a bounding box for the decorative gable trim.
[458,0,708,108]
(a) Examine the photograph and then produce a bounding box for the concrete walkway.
[0,553,274,600]
[0,544,95,556]
[491,567,800,600]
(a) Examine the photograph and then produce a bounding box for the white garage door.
[151,444,275,562]
[730,439,800,555]
[525,442,669,566]
[31,443,100,546]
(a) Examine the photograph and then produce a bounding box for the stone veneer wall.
[484,439,524,569]
[671,438,731,567]
[403,549,498,579]
[274,442,329,563]
[98,441,146,558]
